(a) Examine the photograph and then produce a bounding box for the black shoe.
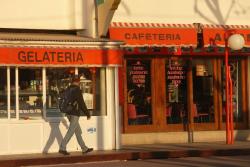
[59,149,70,155]
[82,148,93,154]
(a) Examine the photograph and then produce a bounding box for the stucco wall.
[113,0,250,25]
[0,116,115,155]
[122,130,250,145]
[0,0,92,30]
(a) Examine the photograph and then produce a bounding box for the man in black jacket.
[59,75,93,155]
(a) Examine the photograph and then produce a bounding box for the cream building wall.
[113,0,250,25]
[0,0,96,36]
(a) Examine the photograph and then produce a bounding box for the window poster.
[127,60,151,103]
[126,59,152,125]
[166,59,186,102]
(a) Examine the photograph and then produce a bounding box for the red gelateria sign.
[0,47,123,66]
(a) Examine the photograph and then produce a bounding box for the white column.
[114,67,121,149]
[106,67,116,149]
[42,67,46,119]
[100,68,106,116]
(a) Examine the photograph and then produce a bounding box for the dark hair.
[71,75,80,83]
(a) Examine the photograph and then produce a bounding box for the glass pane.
[10,68,16,118]
[46,68,72,117]
[126,60,152,125]
[236,61,243,122]
[193,59,214,123]
[19,68,43,120]
[0,68,7,118]
[78,68,106,116]
[166,58,188,124]
[222,59,243,122]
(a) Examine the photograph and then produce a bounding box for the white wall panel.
[0,124,9,154]
[9,123,43,154]
[42,120,73,153]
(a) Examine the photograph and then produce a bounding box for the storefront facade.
[109,0,250,144]
[0,34,123,155]
[110,22,250,144]
[0,0,125,155]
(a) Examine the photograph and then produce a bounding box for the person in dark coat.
[59,75,93,155]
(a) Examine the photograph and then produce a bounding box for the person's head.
[71,75,80,85]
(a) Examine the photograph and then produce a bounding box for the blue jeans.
[60,115,88,152]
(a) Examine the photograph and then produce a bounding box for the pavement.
[1,141,250,167]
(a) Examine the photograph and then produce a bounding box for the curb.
[1,148,250,167]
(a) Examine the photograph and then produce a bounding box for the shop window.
[165,58,188,124]
[1,67,106,119]
[46,67,106,117]
[78,68,106,116]
[0,68,7,119]
[19,68,43,120]
[126,60,152,125]
[192,59,214,123]
[1,67,19,119]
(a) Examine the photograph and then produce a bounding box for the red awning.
[109,22,197,47]
[0,33,123,67]
[203,24,250,47]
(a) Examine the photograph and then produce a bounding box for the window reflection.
[0,68,7,118]
[19,68,43,120]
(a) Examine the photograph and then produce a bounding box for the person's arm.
[75,87,91,119]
